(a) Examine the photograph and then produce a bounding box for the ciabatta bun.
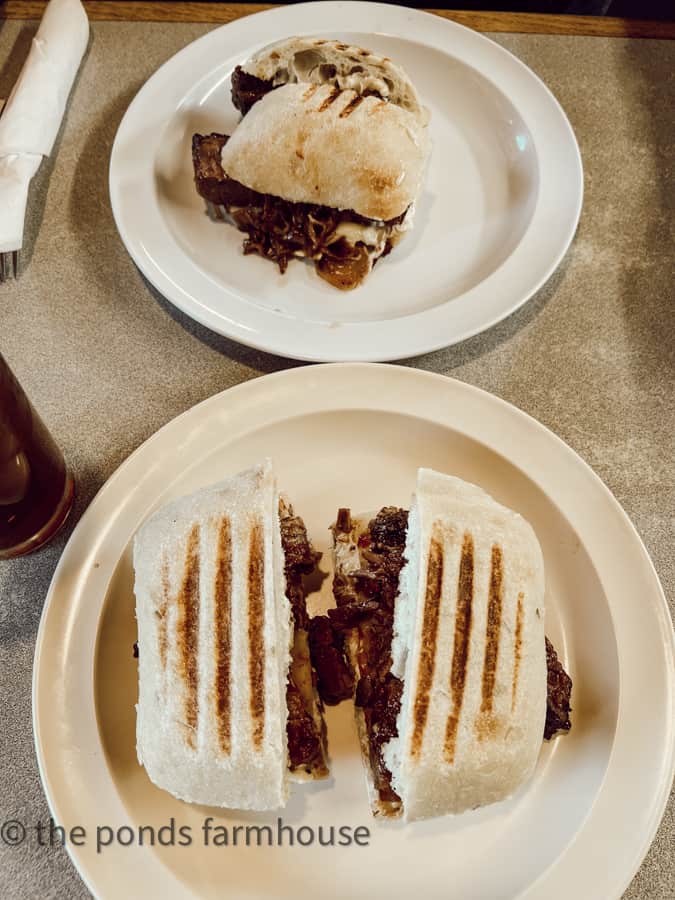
[220,82,430,222]
[240,35,428,123]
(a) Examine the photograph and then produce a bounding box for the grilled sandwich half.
[134,460,328,810]
[320,469,571,821]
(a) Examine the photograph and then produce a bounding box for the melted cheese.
[333,221,387,250]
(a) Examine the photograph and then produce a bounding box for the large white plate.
[109,1,582,362]
[34,365,673,899]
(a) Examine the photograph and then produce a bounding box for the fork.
[0,99,20,282]
[0,250,19,282]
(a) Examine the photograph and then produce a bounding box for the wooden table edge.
[1,2,674,39]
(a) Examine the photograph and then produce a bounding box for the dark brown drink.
[0,354,74,559]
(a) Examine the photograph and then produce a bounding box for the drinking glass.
[0,354,75,559]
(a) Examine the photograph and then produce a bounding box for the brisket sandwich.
[192,37,431,290]
[133,460,328,810]
[311,468,572,820]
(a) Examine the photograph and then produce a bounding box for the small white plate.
[34,365,673,900]
[109,1,582,362]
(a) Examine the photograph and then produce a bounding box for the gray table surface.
[0,17,673,900]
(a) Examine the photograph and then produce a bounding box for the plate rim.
[32,363,674,899]
[108,0,583,362]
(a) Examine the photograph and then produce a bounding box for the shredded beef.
[280,510,320,631]
[286,679,324,772]
[308,615,355,705]
[279,508,327,776]
[231,65,275,115]
[367,507,409,548]
[191,132,408,289]
[544,637,573,739]
[328,507,409,807]
[366,674,404,803]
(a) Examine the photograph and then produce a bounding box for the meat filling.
[231,66,274,115]
[308,615,355,705]
[544,637,573,739]
[328,507,409,810]
[192,132,407,290]
[279,503,328,777]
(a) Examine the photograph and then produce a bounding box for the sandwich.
[133,460,328,810]
[192,37,431,290]
[310,468,572,820]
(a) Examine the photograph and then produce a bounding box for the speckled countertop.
[0,18,673,900]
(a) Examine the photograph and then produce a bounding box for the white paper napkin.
[0,0,89,253]
[0,155,42,254]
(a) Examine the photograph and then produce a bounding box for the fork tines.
[0,251,20,282]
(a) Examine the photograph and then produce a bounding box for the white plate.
[109,1,582,362]
[34,365,673,900]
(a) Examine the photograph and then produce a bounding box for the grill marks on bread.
[248,519,266,749]
[167,514,267,754]
[302,85,375,119]
[444,533,475,764]
[394,526,523,765]
[512,592,525,712]
[412,530,510,761]
[175,524,201,749]
[481,546,503,713]
[339,94,365,118]
[318,86,341,111]
[410,523,444,760]
[157,558,170,673]
[475,545,504,741]
[214,516,233,755]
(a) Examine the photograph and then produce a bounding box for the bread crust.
[241,36,428,124]
[220,82,430,221]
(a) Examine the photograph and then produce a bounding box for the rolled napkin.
[0,155,42,254]
[0,0,89,253]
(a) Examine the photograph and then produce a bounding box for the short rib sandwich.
[192,37,431,290]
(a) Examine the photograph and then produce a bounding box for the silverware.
[0,250,19,281]
[0,99,20,281]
